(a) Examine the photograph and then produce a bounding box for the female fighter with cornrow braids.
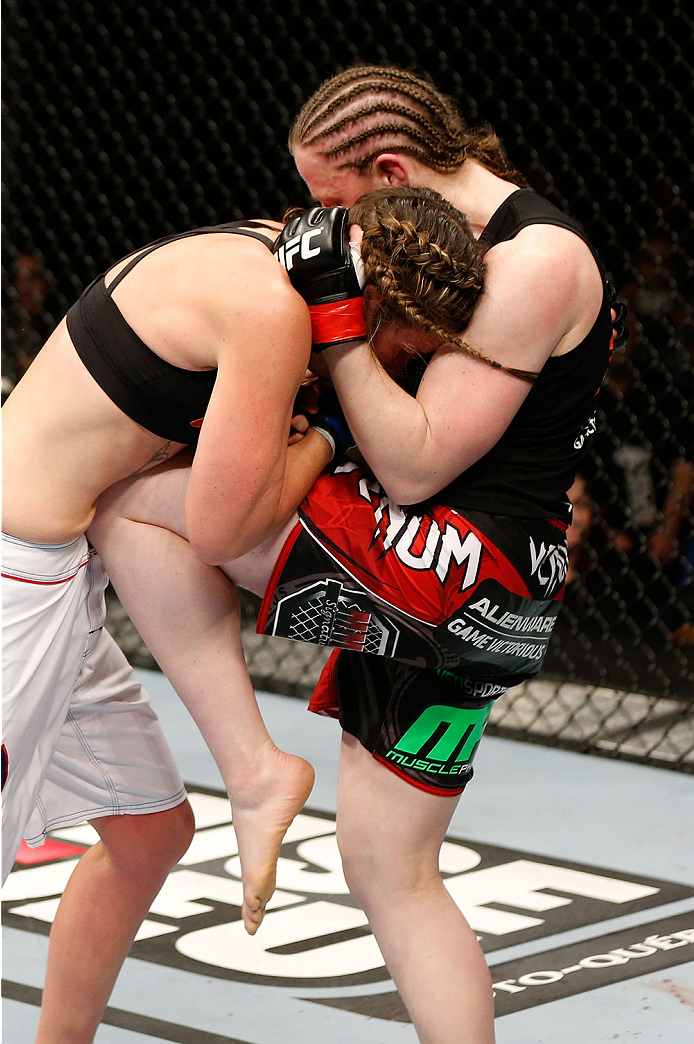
[78,66,623,1044]
[263,64,618,1042]
[86,135,608,1037]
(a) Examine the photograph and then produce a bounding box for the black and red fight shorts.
[257,461,568,794]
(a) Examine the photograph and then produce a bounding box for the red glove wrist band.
[308,299,367,345]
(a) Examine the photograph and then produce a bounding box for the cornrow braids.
[349,187,538,385]
[290,64,525,184]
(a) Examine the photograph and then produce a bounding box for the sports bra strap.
[106,222,278,293]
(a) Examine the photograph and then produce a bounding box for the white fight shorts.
[1,532,186,881]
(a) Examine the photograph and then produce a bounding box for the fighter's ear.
[373,153,411,187]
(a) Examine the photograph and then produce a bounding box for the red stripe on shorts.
[1,556,92,585]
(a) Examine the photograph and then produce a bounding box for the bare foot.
[230,746,315,935]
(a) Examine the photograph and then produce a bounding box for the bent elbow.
[186,494,270,565]
[187,527,254,567]
[190,545,229,567]
[188,541,230,567]
[382,477,441,507]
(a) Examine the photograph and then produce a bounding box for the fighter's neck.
[433,160,520,238]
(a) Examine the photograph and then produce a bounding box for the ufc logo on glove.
[273,207,366,351]
[274,229,322,270]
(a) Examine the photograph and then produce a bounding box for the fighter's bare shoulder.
[195,224,309,331]
[463,223,601,369]
[484,221,596,297]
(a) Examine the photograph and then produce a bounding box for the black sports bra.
[66,221,277,444]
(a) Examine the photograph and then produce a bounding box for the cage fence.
[3,0,693,770]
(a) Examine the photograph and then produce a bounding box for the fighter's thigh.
[220,514,299,598]
[24,628,187,846]
[336,731,462,888]
[90,448,195,542]
[1,537,94,805]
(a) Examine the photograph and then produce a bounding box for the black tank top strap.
[478,188,593,254]
[470,189,609,385]
[434,188,612,522]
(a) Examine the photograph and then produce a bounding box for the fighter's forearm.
[324,343,436,504]
[275,428,334,525]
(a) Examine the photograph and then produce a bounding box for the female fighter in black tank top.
[421,188,613,524]
[66,222,277,445]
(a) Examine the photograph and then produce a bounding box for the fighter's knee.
[144,799,195,871]
[336,825,385,909]
[163,798,196,865]
[338,820,441,913]
[92,799,195,878]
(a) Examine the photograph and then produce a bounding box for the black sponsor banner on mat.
[307,916,694,1021]
[491,914,694,1015]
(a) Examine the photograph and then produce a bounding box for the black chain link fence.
[3,0,693,769]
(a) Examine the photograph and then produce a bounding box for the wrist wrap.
[309,300,367,351]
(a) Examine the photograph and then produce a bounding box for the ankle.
[224,740,293,804]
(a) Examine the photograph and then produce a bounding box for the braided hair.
[290,64,525,185]
[349,187,538,384]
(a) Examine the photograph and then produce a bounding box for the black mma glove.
[274,207,366,352]
[310,385,355,462]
